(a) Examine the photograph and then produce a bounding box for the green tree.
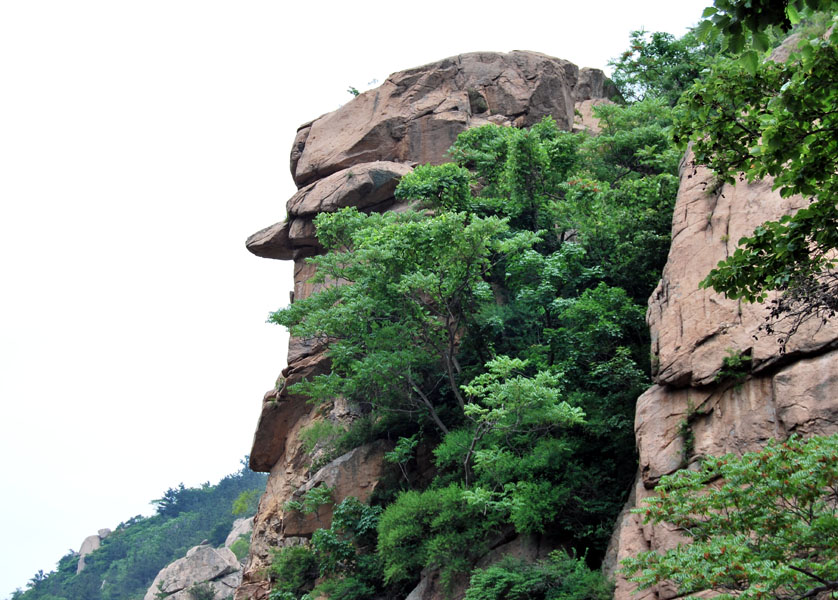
[621,434,838,600]
[465,550,612,600]
[609,29,719,105]
[271,207,538,435]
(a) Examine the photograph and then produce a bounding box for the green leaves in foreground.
[621,434,838,600]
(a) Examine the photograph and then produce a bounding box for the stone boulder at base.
[144,545,241,600]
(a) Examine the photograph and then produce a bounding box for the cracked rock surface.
[607,150,838,600]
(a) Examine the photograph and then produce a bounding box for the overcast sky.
[0,1,709,596]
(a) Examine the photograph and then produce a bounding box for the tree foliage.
[271,208,538,435]
[465,550,613,600]
[621,434,838,600]
[268,63,680,598]
[609,29,718,105]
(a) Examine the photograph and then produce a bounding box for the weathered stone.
[648,151,838,387]
[241,50,632,600]
[282,440,391,536]
[287,161,413,218]
[249,351,331,472]
[225,517,254,549]
[290,122,312,178]
[292,52,607,187]
[98,528,111,539]
[612,349,838,600]
[245,220,294,260]
[77,534,102,573]
[143,545,240,600]
[240,398,361,600]
[572,98,613,134]
[573,67,618,101]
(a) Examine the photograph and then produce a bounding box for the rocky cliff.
[605,149,838,600]
[240,50,615,600]
[241,47,838,600]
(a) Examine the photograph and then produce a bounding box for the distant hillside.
[10,459,266,600]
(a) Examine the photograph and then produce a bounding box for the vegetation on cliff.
[270,66,681,597]
[621,2,838,599]
[12,461,265,600]
[270,4,838,598]
[683,4,838,351]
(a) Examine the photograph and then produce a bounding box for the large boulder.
[281,440,391,536]
[239,50,615,600]
[77,529,111,573]
[292,51,605,187]
[287,161,413,218]
[225,517,254,549]
[143,545,241,600]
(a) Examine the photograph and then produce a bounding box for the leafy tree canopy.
[609,29,719,105]
[621,434,838,600]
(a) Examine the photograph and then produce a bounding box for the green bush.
[309,576,376,600]
[188,582,217,600]
[232,489,261,517]
[268,545,317,600]
[377,484,500,589]
[230,534,250,562]
[465,550,613,600]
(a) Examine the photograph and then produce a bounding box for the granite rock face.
[76,529,111,574]
[143,545,241,600]
[293,51,600,187]
[607,151,838,600]
[648,153,835,388]
[225,517,254,549]
[239,51,613,600]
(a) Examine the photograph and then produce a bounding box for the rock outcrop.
[606,152,838,600]
[77,528,111,573]
[240,51,614,600]
[224,517,254,549]
[144,545,242,600]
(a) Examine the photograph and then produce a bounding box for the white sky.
[0,1,709,596]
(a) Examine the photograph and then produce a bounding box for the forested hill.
[10,461,266,600]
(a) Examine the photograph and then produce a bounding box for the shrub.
[268,545,317,599]
[377,484,500,589]
[230,534,250,561]
[188,583,217,600]
[465,550,613,600]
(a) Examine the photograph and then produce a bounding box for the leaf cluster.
[621,434,838,600]
[465,550,613,600]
